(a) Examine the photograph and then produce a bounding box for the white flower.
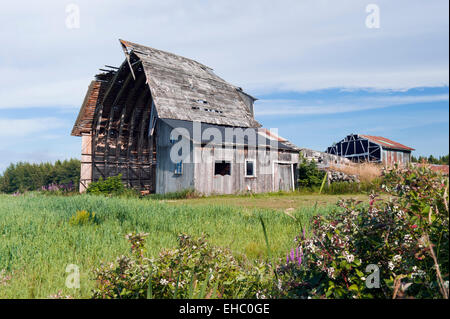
[343,251,355,263]
[393,255,402,263]
[411,268,426,279]
[256,291,267,299]
[160,278,169,286]
[388,262,395,271]
[277,279,282,290]
[327,267,335,279]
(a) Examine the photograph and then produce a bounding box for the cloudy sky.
[0,0,448,171]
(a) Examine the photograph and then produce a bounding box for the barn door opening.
[276,163,293,192]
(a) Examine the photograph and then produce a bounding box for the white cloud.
[0,118,68,138]
[0,0,448,109]
[255,93,449,116]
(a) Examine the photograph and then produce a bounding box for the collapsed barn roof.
[119,39,260,128]
[72,39,261,136]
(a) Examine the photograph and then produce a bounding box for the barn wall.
[382,149,411,166]
[155,120,195,194]
[79,133,93,192]
[193,145,298,195]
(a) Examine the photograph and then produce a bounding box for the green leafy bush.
[92,233,273,299]
[86,175,125,196]
[297,158,326,188]
[276,165,449,299]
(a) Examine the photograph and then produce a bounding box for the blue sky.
[0,0,448,172]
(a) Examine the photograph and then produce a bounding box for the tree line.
[0,159,80,193]
[411,154,449,165]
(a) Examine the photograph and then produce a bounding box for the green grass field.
[0,192,369,298]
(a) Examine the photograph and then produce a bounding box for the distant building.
[326,134,414,165]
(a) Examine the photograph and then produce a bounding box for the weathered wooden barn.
[72,39,299,194]
[326,134,414,166]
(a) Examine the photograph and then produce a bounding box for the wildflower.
[411,267,426,279]
[343,251,355,263]
[327,267,335,279]
[256,291,267,299]
[160,278,169,286]
[393,255,402,263]
[388,262,395,271]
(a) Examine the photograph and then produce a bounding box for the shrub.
[92,233,273,299]
[86,175,125,196]
[276,165,449,299]
[69,210,99,226]
[297,159,326,188]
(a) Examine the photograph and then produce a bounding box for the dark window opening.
[245,160,255,177]
[215,161,231,176]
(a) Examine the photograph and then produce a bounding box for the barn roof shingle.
[119,39,261,128]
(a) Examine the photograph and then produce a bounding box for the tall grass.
[328,162,382,182]
[0,193,330,298]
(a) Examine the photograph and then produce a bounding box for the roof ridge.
[119,39,213,71]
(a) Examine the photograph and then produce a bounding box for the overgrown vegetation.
[296,158,380,194]
[0,193,323,298]
[277,165,449,299]
[328,162,382,183]
[92,233,273,299]
[0,159,80,194]
[322,180,381,195]
[86,174,127,196]
[69,210,100,226]
[1,157,448,299]
[297,158,326,188]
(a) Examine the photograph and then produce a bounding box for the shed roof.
[119,39,260,128]
[359,134,415,151]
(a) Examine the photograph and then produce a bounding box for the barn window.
[170,136,178,144]
[174,161,183,175]
[214,161,231,176]
[245,160,255,177]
